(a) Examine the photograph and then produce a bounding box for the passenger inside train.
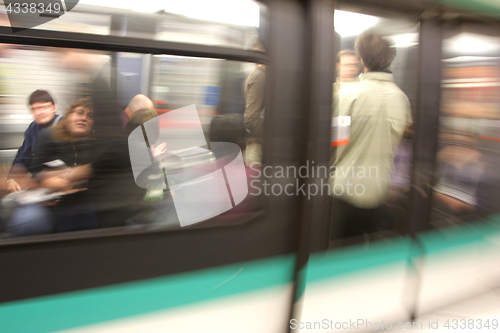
[243,38,266,167]
[333,49,361,97]
[5,89,63,193]
[4,97,96,237]
[120,94,155,128]
[329,30,412,241]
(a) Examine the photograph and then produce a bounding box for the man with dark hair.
[329,30,412,240]
[6,89,62,192]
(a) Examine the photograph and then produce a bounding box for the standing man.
[6,90,62,193]
[330,31,412,240]
[243,39,266,167]
[331,50,362,168]
[120,94,154,128]
[333,49,361,97]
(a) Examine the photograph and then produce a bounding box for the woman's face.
[66,106,94,137]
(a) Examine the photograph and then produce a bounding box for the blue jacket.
[8,114,62,177]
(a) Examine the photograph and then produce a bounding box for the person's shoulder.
[387,83,410,103]
[339,80,366,99]
[25,120,38,131]
[248,66,265,80]
[24,120,42,139]
[53,114,64,124]
[38,127,56,141]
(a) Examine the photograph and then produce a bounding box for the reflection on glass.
[330,11,418,244]
[0,46,259,239]
[432,32,500,227]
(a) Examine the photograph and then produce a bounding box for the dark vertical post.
[285,0,335,331]
[409,16,442,238]
[407,14,443,319]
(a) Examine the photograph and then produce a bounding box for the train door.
[291,1,424,331]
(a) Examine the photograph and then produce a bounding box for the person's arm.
[243,70,265,144]
[6,125,34,192]
[31,133,94,191]
[29,129,54,178]
[39,164,93,191]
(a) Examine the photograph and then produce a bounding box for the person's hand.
[6,179,21,193]
[151,142,167,159]
[41,177,71,192]
[67,164,93,181]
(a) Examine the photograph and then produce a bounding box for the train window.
[0,45,264,240]
[430,28,500,228]
[0,1,267,50]
[329,10,419,246]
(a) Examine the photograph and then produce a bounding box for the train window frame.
[0,41,270,245]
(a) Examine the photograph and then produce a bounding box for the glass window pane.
[0,45,262,239]
[431,29,500,228]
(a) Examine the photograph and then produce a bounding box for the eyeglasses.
[31,103,53,112]
[74,108,94,120]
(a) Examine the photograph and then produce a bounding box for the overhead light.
[161,0,260,27]
[78,0,165,13]
[443,56,500,63]
[78,0,260,26]
[390,33,418,48]
[78,0,137,10]
[9,114,33,119]
[334,10,378,37]
[444,33,500,54]
[131,4,165,13]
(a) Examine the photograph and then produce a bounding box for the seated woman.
[5,98,96,237]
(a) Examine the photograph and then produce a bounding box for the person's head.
[54,97,94,141]
[355,31,396,72]
[29,90,56,125]
[336,49,361,82]
[126,94,154,114]
[125,108,159,143]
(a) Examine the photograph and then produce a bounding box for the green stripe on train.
[424,0,500,19]
[0,254,295,333]
[418,215,500,254]
[305,237,413,284]
[304,214,500,284]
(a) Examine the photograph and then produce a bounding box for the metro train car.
[0,0,499,332]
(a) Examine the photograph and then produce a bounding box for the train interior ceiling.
[0,0,500,332]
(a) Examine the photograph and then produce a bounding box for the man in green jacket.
[330,31,412,240]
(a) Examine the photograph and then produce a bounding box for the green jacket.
[330,72,412,208]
